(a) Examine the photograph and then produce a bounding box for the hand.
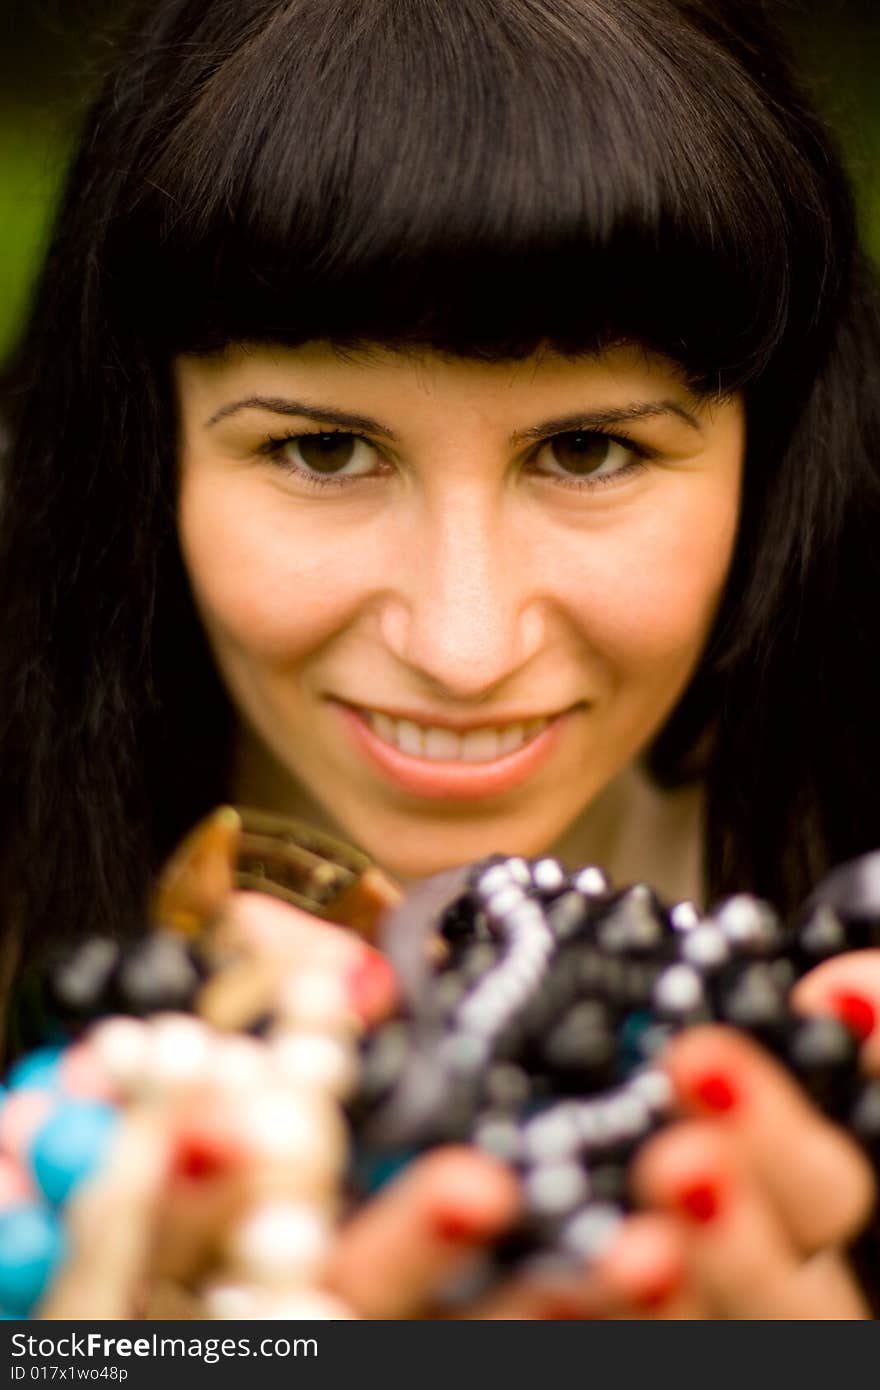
[320,953,880,1320]
[40,889,396,1319]
[499,951,880,1320]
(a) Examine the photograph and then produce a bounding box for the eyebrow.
[205,397,397,438]
[510,400,703,442]
[204,395,703,439]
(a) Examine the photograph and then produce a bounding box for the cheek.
[176,472,373,662]
[553,479,740,676]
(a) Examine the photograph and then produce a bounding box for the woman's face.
[175,342,744,880]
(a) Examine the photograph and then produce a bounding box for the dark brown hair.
[3,0,880,969]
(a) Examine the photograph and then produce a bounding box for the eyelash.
[258,428,654,492]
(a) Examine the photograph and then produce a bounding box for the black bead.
[112,933,201,1016]
[783,1016,860,1120]
[795,905,849,966]
[712,962,789,1049]
[849,1079,880,1163]
[597,885,667,956]
[539,1003,617,1090]
[47,937,120,1020]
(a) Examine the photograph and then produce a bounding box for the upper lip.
[334,698,580,732]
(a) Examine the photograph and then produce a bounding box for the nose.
[377,494,547,699]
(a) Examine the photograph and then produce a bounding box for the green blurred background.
[1,0,878,365]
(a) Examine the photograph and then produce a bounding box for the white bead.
[202,1281,260,1320]
[475,864,516,898]
[86,1017,149,1093]
[258,1290,356,1320]
[142,1013,213,1090]
[524,1161,589,1215]
[523,1105,581,1163]
[572,866,611,897]
[270,1032,359,1099]
[504,857,533,887]
[669,900,701,932]
[653,963,704,1013]
[531,858,566,892]
[239,1086,347,1187]
[211,1035,269,1091]
[228,1200,332,1285]
[485,885,527,922]
[628,1068,675,1114]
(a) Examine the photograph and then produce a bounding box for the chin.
[361,820,561,884]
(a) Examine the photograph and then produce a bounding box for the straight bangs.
[117,0,838,397]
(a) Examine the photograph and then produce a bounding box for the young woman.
[3,0,880,1319]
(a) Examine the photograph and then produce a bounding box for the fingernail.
[346,950,398,1022]
[674,1177,722,1224]
[634,1274,679,1311]
[830,991,876,1041]
[431,1207,489,1244]
[688,1070,740,1113]
[170,1129,241,1183]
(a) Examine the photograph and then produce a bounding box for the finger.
[662,1025,875,1252]
[465,1214,707,1320]
[632,1119,870,1319]
[211,892,399,1025]
[39,1106,173,1319]
[792,951,880,1073]
[324,1146,520,1318]
[590,1213,709,1319]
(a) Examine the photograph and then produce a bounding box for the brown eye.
[534,431,637,484]
[277,432,378,479]
[548,432,611,474]
[297,433,358,473]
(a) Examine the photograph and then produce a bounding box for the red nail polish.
[634,1276,678,1312]
[689,1071,740,1113]
[831,991,876,1042]
[431,1208,488,1244]
[171,1130,240,1182]
[675,1178,721,1224]
[347,950,398,1022]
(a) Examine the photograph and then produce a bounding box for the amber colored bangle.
[153,805,403,943]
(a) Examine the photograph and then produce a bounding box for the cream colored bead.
[238,1085,347,1189]
[257,1290,357,1320]
[269,1031,359,1099]
[211,1034,270,1091]
[202,1280,261,1320]
[226,1199,332,1285]
[86,1017,150,1094]
[141,1012,213,1091]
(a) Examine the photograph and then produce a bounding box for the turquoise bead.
[0,1205,66,1315]
[6,1046,66,1093]
[351,1145,417,1194]
[617,1009,654,1074]
[30,1100,117,1207]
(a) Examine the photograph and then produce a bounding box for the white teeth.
[372,710,396,744]
[423,727,461,760]
[499,722,525,754]
[460,728,501,763]
[395,718,424,757]
[363,711,550,762]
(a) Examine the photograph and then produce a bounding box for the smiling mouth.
[334,701,577,801]
[350,707,557,763]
